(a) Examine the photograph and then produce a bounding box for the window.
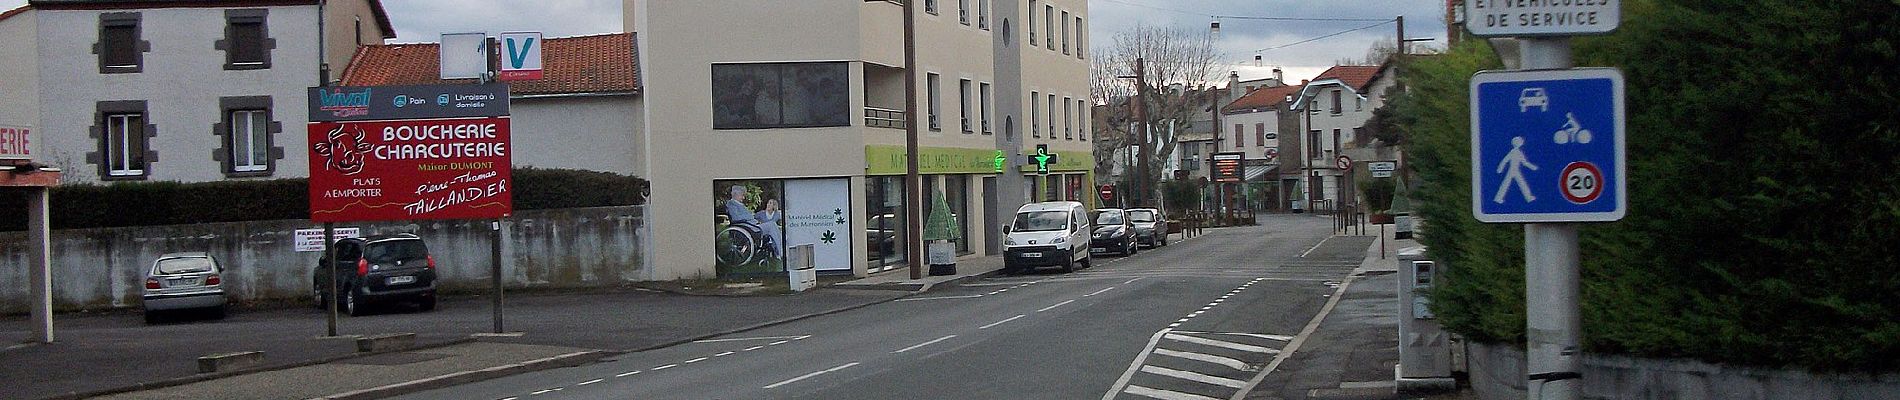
[1356,96,1364,112]
[977,0,989,29]
[1256,123,1266,147]
[979,82,993,134]
[926,0,938,15]
[1047,94,1057,140]
[1076,16,1085,58]
[1331,89,1343,114]
[98,13,144,74]
[217,96,279,175]
[1060,11,1070,54]
[927,73,942,131]
[1045,5,1055,49]
[94,100,152,179]
[958,0,969,24]
[1030,91,1040,138]
[220,9,273,70]
[354,17,363,47]
[1062,97,1072,140]
[711,62,851,129]
[959,79,973,133]
[1308,130,1322,159]
[1234,123,1244,148]
[1077,99,1088,141]
[1028,1,1037,46]
[1333,129,1342,154]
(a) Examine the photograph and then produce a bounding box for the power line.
[1096,0,1386,22]
[1254,20,1394,53]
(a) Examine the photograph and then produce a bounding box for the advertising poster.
[714,180,787,277]
[307,117,513,222]
[784,178,853,272]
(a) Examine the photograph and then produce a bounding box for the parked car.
[142,252,227,323]
[1090,208,1139,256]
[1126,208,1168,248]
[1002,201,1092,273]
[313,234,438,316]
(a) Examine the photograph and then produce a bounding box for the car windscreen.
[155,257,215,275]
[1094,210,1125,225]
[1012,211,1070,232]
[365,240,429,263]
[1127,210,1157,223]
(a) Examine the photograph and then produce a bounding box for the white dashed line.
[768,341,789,346]
[1037,299,1076,312]
[896,294,985,302]
[615,371,641,377]
[1124,277,1142,284]
[529,388,561,395]
[715,351,736,357]
[744,346,765,351]
[576,378,604,386]
[979,314,1026,329]
[893,335,958,354]
[692,335,809,343]
[684,357,709,364]
[652,364,678,371]
[1084,287,1116,297]
[762,362,860,389]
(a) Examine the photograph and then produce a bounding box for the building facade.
[1279,64,1397,212]
[0,0,391,184]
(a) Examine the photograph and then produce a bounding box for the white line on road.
[895,294,986,302]
[1140,365,1247,388]
[692,335,811,343]
[768,341,789,346]
[762,362,860,389]
[1123,384,1223,400]
[576,378,604,386]
[743,346,765,351]
[652,364,678,370]
[1298,236,1333,258]
[1083,287,1116,297]
[1172,331,1295,342]
[1038,299,1076,312]
[1230,273,1360,399]
[528,388,562,395]
[1164,333,1277,354]
[1103,329,1173,400]
[1124,277,1143,284]
[1153,348,1252,371]
[615,371,641,377]
[684,357,709,364]
[979,314,1026,329]
[893,335,958,354]
[500,397,517,400]
[715,351,736,357]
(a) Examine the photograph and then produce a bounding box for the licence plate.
[1020,252,1042,258]
[387,276,416,285]
[1090,248,1107,253]
[171,278,199,286]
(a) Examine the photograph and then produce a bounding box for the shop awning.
[1244,165,1278,182]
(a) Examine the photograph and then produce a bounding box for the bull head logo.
[313,125,374,175]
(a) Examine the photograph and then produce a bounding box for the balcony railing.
[866,107,907,129]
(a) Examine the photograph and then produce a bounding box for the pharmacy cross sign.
[1027,144,1058,175]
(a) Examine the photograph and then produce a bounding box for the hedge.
[1392,0,1900,372]
[0,167,646,231]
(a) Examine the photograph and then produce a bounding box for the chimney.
[1227,71,1241,101]
[1272,68,1284,85]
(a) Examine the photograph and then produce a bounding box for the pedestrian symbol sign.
[1471,68,1625,223]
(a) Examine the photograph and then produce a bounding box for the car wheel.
[313,288,327,309]
[1081,253,1093,269]
[419,294,437,312]
[1059,258,1075,273]
[1161,236,1169,246]
[343,290,363,317]
[1127,241,1138,255]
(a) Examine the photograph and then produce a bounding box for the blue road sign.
[1470,68,1625,223]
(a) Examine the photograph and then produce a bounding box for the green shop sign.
[866,145,1090,175]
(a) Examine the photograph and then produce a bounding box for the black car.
[1089,208,1139,256]
[313,234,438,316]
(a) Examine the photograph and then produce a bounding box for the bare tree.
[1089,24,1224,205]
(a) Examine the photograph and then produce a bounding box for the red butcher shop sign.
[307,117,513,222]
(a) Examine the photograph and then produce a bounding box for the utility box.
[1397,246,1455,394]
[787,244,817,292]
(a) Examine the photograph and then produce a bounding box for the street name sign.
[1369,161,1397,172]
[1465,0,1619,37]
[1471,68,1625,223]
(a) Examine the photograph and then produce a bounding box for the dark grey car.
[313,234,439,316]
[1127,208,1168,248]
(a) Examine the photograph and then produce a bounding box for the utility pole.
[902,0,923,280]
[1521,37,1581,400]
[1396,15,1406,56]
[1132,58,1150,207]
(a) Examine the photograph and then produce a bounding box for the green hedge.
[0,168,646,231]
[1394,0,1900,371]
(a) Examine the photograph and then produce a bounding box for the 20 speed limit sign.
[1561,162,1604,204]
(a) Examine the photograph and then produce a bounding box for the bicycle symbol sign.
[1471,68,1626,223]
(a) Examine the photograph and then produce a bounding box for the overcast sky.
[2,0,1449,84]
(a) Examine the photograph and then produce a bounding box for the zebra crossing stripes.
[1113,331,1291,400]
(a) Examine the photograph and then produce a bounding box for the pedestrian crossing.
[1112,330,1290,400]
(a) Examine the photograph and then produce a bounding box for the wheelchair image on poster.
[715,183,785,275]
[717,215,780,267]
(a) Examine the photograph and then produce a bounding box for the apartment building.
[1279,64,1397,211]
[629,0,1092,279]
[0,0,391,183]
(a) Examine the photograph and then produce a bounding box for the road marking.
[576,378,604,386]
[768,341,789,346]
[893,335,958,354]
[1084,287,1116,297]
[1141,365,1247,388]
[715,351,736,357]
[1164,333,1276,354]
[1231,273,1361,399]
[692,335,810,343]
[1124,277,1143,284]
[528,388,562,395]
[762,362,860,389]
[896,294,986,302]
[1153,348,1252,371]
[743,346,765,351]
[684,357,709,364]
[500,397,518,400]
[979,314,1026,329]
[1172,331,1294,342]
[1102,329,1174,400]
[1038,299,1076,312]
[1298,236,1333,258]
[1123,384,1223,400]
[615,371,641,377]
[652,364,678,370]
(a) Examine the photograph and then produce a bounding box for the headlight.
[1005,238,1018,245]
[1052,237,1067,245]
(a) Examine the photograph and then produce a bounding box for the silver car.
[141,252,228,323]
[1127,208,1169,248]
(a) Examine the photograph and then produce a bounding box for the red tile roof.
[1311,65,1382,92]
[340,32,639,96]
[1223,84,1302,114]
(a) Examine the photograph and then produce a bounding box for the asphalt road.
[397,214,1374,400]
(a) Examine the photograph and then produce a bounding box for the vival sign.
[498,32,544,81]
[1470,68,1624,223]
[1465,0,1619,37]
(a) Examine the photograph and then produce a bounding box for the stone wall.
[1466,341,1900,400]
[0,206,643,313]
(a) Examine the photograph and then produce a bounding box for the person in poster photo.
[755,198,784,259]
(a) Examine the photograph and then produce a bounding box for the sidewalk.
[833,252,1008,292]
[2,270,960,400]
[1249,225,1413,400]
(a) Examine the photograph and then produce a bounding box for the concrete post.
[28,187,52,343]
[1520,37,1581,400]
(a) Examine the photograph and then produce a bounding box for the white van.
[1002,201,1092,273]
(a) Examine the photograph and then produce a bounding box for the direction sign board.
[1372,171,1394,178]
[1465,0,1620,37]
[498,32,544,81]
[1369,161,1397,172]
[1471,68,1625,223]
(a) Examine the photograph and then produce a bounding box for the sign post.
[1466,2,1621,398]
